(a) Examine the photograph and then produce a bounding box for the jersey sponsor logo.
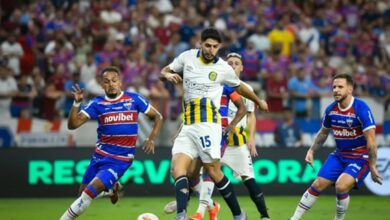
[100,112,137,124]
[333,128,357,137]
[364,147,390,196]
[184,79,211,95]
[208,71,217,81]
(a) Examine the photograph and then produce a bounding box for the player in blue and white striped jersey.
[60,66,163,220]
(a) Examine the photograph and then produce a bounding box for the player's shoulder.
[179,49,198,59]
[352,97,372,112]
[325,101,338,113]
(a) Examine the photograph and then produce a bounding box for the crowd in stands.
[0,0,390,122]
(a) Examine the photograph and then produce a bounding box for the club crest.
[346,118,353,127]
[209,71,217,81]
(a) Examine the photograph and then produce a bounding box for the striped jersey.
[81,91,150,162]
[322,97,375,159]
[169,49,240,125]
[227,82,255,146]
[219,85,240,128]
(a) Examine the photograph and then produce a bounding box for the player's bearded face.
[102,71,122,98]
[200,39,220,62]
[332,78,352,102]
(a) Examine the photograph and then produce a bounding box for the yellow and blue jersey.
[184,97,220,125]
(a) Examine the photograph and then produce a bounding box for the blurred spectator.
[247,22,271,52]
[64,72,85,117]
[240,39,263,81]
[274,107,304,147]
[10,74,37,118]
[85,74,104,99]
[80,52,97,84]
[127,76,150,98]
[265,70,288,114]
[0,61,17,117]
[1,32,24,76]
[297,16,320,55]
[268,17,295,57]
[288,65,318,118]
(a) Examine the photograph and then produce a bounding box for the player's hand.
[165,73,182,84]
[257,100,269,112]
[223,124,235,136]
[142,138,155,154]
[71,84,84,103]
[305,149,315,170]
[247,140,258,157]
[370,165,383,185]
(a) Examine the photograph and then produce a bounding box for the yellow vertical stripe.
[194,98,201,123]
[206,99,212,123]
[185,102,191,125]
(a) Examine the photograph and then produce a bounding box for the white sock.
[334,193,350,220]
[60,192,93,220]
[197,180,215,216]
[290,187,320,220]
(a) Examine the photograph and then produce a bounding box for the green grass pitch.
[0,196,389,219]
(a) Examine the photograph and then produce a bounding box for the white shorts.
[172,123,222,164]
[221,144,254,179]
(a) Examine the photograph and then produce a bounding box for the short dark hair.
[201,27,222,43]
[333,73,354,86]
[100,66,120,77]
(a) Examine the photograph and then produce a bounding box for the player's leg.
[171,125,199,219]
[223,145,270,219]
[190,171,218,220]
[60,177,105,220]
[333,158,369,220]
[171,153,193,219]
[196,123,245,219]
[290,154,344,220]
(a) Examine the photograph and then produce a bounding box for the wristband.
[73,101,81,107]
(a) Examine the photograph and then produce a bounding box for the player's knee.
[335,182,350,193]
[170,165,186,178]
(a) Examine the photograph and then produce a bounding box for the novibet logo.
[364,147,390,196]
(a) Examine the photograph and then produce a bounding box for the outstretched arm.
[306,126,330,167]
[234,82,268,112]
[224,96,246,135]
[68,84,89,130]
[364,128,383,184]
[142,106,163,154]
[247,111,258,157]
[160,65,182,84]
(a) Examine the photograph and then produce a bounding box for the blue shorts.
[317,153,369,188]
[82,153,132,190]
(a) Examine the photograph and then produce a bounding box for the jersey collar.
[197,49,219,64]
[338,96,354,112]
[105,91,124,102]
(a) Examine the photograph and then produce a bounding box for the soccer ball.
[137,213,159,220]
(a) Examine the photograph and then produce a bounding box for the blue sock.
[215,175,241,216]
[175,176,189,214]
[244,178,269,218]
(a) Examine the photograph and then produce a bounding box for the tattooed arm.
[305,126,330,168]
[364,128,383,184]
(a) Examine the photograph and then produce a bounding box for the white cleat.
[163,200,177,214]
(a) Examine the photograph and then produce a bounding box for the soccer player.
[190,52,271,220]
[289,73,382,220]
[59,66,163,220]
[160,27,268,220]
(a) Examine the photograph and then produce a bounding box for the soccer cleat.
[261,218,271,220]
[189,212,202,220]
[163,200,177,214]
[233,210,247,220]
[208,202,220,220]
[110,182,121,204]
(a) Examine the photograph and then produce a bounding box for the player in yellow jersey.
[160,28,268,220]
